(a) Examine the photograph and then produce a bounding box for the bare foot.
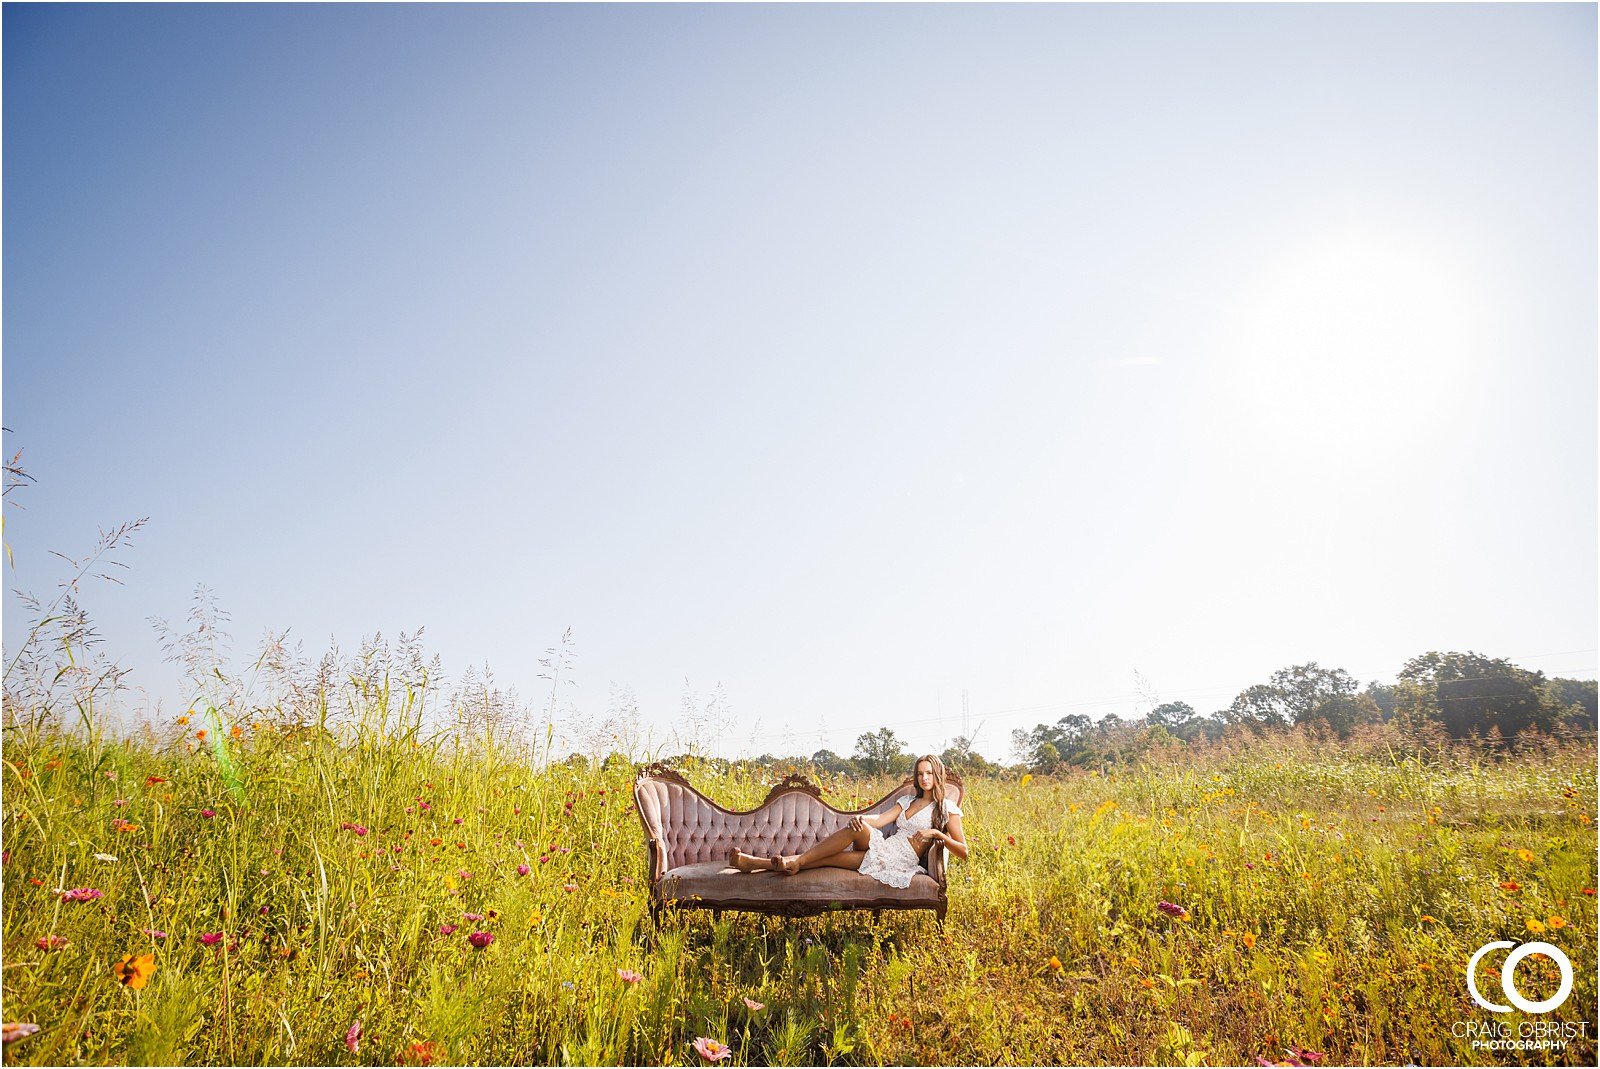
[777,855,801,876]
[731,849,769,873]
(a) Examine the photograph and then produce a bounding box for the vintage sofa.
[632,763,965,922]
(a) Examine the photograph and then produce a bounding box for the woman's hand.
[848,815,869,833]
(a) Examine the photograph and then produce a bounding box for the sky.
[3,2,1596,763]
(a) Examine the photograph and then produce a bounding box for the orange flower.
[230,725,243,740]
[1242,933,1257,949]
[1498,881,1521,893]
[195,729,207,741]
[113,952,156,990]
[1047,955,1062,971]
[1547,916,1566,929]
[176,716,190,726]
[1420,915,1438,924]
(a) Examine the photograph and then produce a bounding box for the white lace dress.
[857,795,963,888]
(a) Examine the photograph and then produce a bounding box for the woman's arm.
[932,813,969,861]
[850,805,901,833]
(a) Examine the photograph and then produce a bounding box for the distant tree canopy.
[1394,651,1584,741]
[1003,653,1594,771]
[853,727,907,776]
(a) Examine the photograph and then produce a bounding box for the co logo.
[1467,941,1573,1014]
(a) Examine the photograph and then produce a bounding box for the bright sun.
[1211,224,1481,474]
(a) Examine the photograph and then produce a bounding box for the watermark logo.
[1466,940,1573,1014]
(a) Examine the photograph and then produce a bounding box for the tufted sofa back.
[633,768,965,875]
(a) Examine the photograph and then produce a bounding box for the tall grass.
[3,697,1594,1066]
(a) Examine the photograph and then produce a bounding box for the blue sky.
[4,2,1595,761]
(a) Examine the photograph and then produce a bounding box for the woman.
[729,755,968,887]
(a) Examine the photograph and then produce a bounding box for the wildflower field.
[2,717,1595,1066]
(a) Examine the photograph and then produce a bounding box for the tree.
[1305,693,1381,737]
[809,749,853,775]
[853,728,906,776]
[1544,677,1598,735]
[940,735,994,775]
[1269,663,1359,727]
[1147,701,1196,730]
[1397,652,1556,742]
[1221,684,1290,735]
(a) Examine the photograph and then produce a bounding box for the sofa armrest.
[927,842,948,889]
[645,837,667,884]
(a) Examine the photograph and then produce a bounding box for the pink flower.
[742,997,765,1012]
[618,969,643,984]
[1288,1048,1325,1064]
[112,799,129,807]
[517,864,531,876]
[36,935,69,951]
[200,809,215,819]
[60,887,103,902]
[199,932,223,945]
[563,883,579,893]
[468,931,494,949]
[439,924,458,936]
[1157,901,1189,920]
[345,1019,361,1054]
[457,870,473,881]
[142,929,167,939]
[453,817,463,825]
[462,912,484,922]
[692,1037,732,1062]
[539,855,551,864]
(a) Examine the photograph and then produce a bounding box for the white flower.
[94,853,118,863]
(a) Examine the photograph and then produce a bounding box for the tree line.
[1009,650,1595,772]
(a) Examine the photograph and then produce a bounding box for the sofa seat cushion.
[660,861,942,905]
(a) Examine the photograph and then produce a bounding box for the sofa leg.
[872,909,882,924]
[712,908,723,923]
[936,903,947,924]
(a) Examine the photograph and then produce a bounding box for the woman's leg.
[730,848,777,873]
[779,825,871,874]
[795,851,865,871]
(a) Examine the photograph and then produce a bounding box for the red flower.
[199,932,223,945]
[468,931,494,949]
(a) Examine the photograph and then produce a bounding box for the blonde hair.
[912,754,948,830]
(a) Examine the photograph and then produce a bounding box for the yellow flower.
[1516,849,1534,863]
[1020,774,1033,787]
[176,715,190,726]
[1311,950,1330,964]
[528,911,543,927]
[443,875,457,891]
[1420,915,1438,924]
[113,952,156,990]
[1525,918,1546,934]
[1547,916,1566,930]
